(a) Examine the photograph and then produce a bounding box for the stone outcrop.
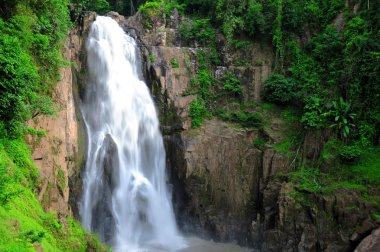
[120,9,380,251]
[171,119,263,243]
[355,228,380,252]
[258,180,380,251]
[122,9,294,246]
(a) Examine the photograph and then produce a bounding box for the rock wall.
[120,10,380,251]
[26,13,96,217]
[30,10,379,251]
[121,9,290,245]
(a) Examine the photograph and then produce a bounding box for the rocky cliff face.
[31,10,379,251]
[26,12,96,217]
[120,10,380,251]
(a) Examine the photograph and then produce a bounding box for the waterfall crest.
[80,16,185,251]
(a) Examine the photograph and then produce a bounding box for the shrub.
[301,96,327,128]
[189,98,208,127]
[179,18,216,47]
[0,164,21,205]
[21,230,45,244]
[339,145,361,162]
[71,0,110,14]
[263,73,296,104]
[291,167,322,193]
[0,30,38,137]
[253,136,267,149]
[245,0,265,37]
[222,70,241,96]
[329,97,356,139]
[357,123,375,147]
[170,58,179,68]
[138,0,165,29]
[217,109,261,128]
[0,0,70,137]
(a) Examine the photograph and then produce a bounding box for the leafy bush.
[138,0,165,28]
[253,136,267,149]
[339,145,362,162]
[0,0,70,137]
[179,18,216,47]
[329,97,356,139]
[189,98,208,127]
[164,0,186,16]
[263,74,296,104]
[21,230,45,243]
[216,109,261,128]
[301,96,327,128]
[291,167,322,193]
[357,123,375,147]
[222,70,241,96]
[232,39,251,50]
[0,164,21,205]
[0,31,38,136]
[71,0,110,14]
[349,147,380,185]
[245,0,265,37]
[170,58,179,68]
[138,0,162,12]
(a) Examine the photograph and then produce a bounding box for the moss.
[0,138,108,251]
[170,58,180,68]
[138,1,165,29]
[348,147,380,185]
[56,167,66,191]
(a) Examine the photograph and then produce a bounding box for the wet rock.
[165,119,263,243]
[355,228,380,252]
[90,134,118,243]
[107,11,125,25]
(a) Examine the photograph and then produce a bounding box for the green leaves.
[0,164,21,206]
[216,108,261,128]
[0,0,70,137]
[189,98,208,127]
[329,97,356,139]
[263,73,296,104]
[339,144,362,162]
[301,96,327,129]
[71,0,110,14]
[170,58,179,68]
[221,70,241,96]
[0,30,38,136]
[179,18,216,47]
[300,96,356,139]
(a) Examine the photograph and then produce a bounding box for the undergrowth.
[0,138,108,251]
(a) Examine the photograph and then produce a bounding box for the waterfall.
[79,16,185,251]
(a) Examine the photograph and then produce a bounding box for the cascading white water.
[80,16,185,251]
